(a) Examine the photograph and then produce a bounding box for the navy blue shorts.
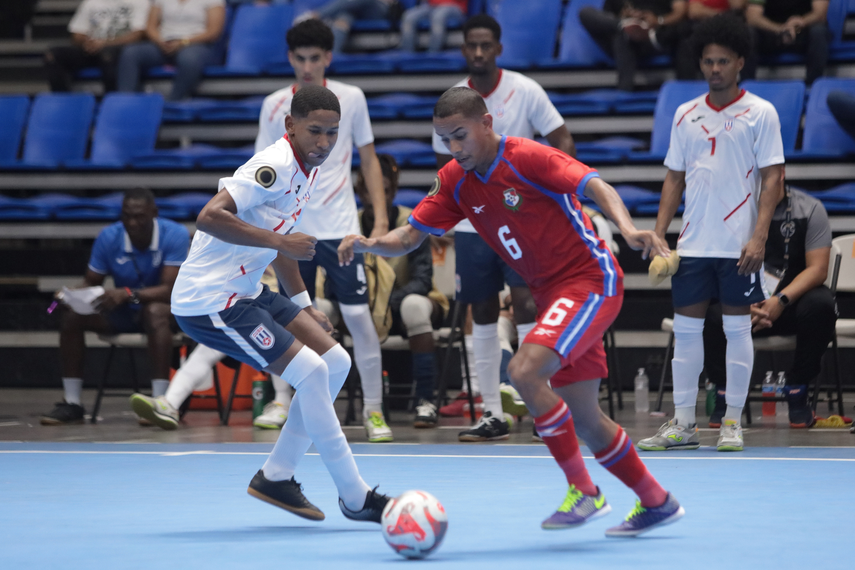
[297,239,368,305]
[671,257,767,308]
[174,286,300,370]
[454,231,526,303]
[106,306,144,333]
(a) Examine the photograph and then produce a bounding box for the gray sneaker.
[637,420,700,451]
[130,393,179,430]
[716,420,744,452]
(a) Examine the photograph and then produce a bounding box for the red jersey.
[410,136,623,297]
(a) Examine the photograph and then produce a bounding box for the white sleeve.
[527,83,566,137]
[663,108,686,171]
[68,0,92,34]
[754,104,785,169]
[130,0,151,32]
[255,97,277,153]
[220,155,290,214]
[351,89,375,148]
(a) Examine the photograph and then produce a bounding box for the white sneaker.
[254,401,287,430]
[500,384,529,417]
[717,420,744,452]
[129,394,178,431]
[363,411,394,442]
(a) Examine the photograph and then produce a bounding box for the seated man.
[675,0,745,79]
[743,0,829,85]
[42,188,190,425]
[308,0,394,53]
[703,186,835,428]
[400,0,468,53]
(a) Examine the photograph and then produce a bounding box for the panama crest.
[503,188,522,211]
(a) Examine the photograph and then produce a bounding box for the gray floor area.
[1,388,853,448]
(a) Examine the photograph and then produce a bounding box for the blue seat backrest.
[227,4,293,70]
[23,93,95,165]
[0,95,30,161]
[491,0,563,65]
[90,93,164,164]
[740,80,805,152]
[557,0,613,65]
[828,0,848,44]
[802,78,855,154]
[292,0,327,19]
[650,81,709,155]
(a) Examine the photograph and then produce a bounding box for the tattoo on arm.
[397,227,413,251]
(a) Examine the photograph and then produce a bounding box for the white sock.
[671,314,705,426]
[339,303,383,409]
[723,314,753,423]
[472,323,503,418]
[463,334,479,394]
[515,322,536,345]
[164,344,225,410]
[271,373,292,408]
[674,407,696,426]
[497,315,516,352]
[62,377,83,405]
[151,379,169,398]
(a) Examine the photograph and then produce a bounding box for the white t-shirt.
[172,136,321,316]
[665,90,785,258]
[256,79,374,240]
[156,0,224,42]
[432,69,566,233]
[68,0,150,40]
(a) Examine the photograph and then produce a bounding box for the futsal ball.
[381,490,448,559]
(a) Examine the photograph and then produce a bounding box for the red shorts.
[523,287,623,387]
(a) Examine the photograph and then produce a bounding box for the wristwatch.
[125,288,141,305]
[775,292,790,306]
[657,15,665,26]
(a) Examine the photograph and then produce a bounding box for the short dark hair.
[692,13,751,60]
[434,87,488,120]
[356,153,398,201]
[123,187,155,206]
[291,84,341,118]
[463,14,501,42]
[287,18,334,52]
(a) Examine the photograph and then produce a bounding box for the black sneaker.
[532,424,544,443]
[247,470,325,521]
[785,385,815,428]
[458,411,510,442]
[413,400,438,429]
[40,401,85,425]
[709,389,726,428]
[339,486,391,523]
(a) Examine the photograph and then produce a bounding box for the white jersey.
[256,79,374,240]
[432,69,566,233]
[665,90,785,258]
[172,136,320,316]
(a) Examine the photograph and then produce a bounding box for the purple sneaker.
[605,493,685,537]
[541,486,611,530]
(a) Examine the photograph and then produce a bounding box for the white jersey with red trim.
[665,89,785,258]
[172,136,321,316]
[432,69,566,233]
[256,79,373,240]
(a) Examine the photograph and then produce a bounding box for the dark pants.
[117,41,214,101]
[743,23,830,85]
[703,286,837,388]
[828,90,855,141]
[579,7,680,91]
[45,45,122,92]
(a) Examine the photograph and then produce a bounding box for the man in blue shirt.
[41,188,190,425]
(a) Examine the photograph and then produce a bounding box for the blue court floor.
[1,442,852,569]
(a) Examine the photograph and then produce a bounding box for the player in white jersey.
[256,20,394,441]
[638,14,785,453]
[138,85,392,523]
[432,14,577,442]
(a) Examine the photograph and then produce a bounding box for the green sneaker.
[541,485,611,529]
[637,419,700,451]
[129,393,178,431]
[500,384,529,417]
[716,420,744,452]
[364,411,394,443]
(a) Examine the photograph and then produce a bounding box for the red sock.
[594,427,668,508]
[534,400,597,496]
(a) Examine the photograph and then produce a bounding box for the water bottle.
[762,371,776,416]
[381,370,390,419]
[776,371,787,415]
[634,368,650,414]
[252,379,273,419]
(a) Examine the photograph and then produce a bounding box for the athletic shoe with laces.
[40,401,85,425]
[247,470,325,521]
[413,400,438,428]
[364,411,394,442]
[605,492,684,537]
[708,389,726,428]
[500,384,529,417]
[785,385,816,428]
[717,419,744,451]
[253,401,287,430]
[532,424,544,442]
[637,419,700,451]
[458,411,511,442]
[339,486,391,523]
[439,392,482,417]
[541,485,611,530]
[130,393,179,431]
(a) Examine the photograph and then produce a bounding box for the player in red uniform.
[339,87,685,536]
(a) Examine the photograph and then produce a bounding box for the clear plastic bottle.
[634,368,650,414]
[762,371,776,416]
[776,371,787,415]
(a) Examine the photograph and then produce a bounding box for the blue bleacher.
[197,144,255,169]
[0,95,30,162]
[799,78,855,157]
[740,80,805,153]
[374,139,435,167]
[394,189,428,209]
[540,0,612,69]
[628,80,709,162]
[195,96,265,122]
[492,0,563,69]
[156,192,214,219]
[53,192,123,220]
[206,3,293,77]
[131,144,223,170]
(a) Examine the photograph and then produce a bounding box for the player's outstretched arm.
[655,169,686,240]
[738,163,784,275]
[584,177,670,260]
[338,224,428,266]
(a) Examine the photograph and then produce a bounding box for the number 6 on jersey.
[543,298,575,326]
[498,225,523,260]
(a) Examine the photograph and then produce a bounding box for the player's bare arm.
[738,163,784,275]
[584,177,670,260]
[655,169,686,240]
[197,188,317,261]
[544,125,577,158]
[357,143,390,238]
[271,253,333,333]
[338,224,428,266]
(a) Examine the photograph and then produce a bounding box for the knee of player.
[506,355,541,390]
[400,294,432,329]
[141,302,172,329]
[321,343,351,375]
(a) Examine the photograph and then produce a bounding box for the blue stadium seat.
[374,139,435,167]
[829,0,855,61]
[740,80,805,153]
[0,95,30,162]
[130,144,223,170]
[0,195,51,220]
[809,183,855,213]
[292,0,327,20]
[799,78,855,156]
[206,4,292,76]
[329,53,398,75]
[628,80,709,162]
[393,189,428,209]
[53,192,124,220]
[162,99,220,122]
[367,93,435,120]
[492,0,563,69]
[196,145,255,169]
[195,96,265,122]
[66,93,164,169]
[539,0,613,68]
[575,136,647,163]
[157,192,214,219]
[396,52,467,73]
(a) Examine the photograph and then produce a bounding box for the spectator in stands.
[307,0,395,53]
[579,0,688,91]
[704,186,836,428]
[117,0,226,100]
[742,0,830,85]
[399,0,467,53]
[45,0,150,93]
[41,188,190,425]
[828,91,855,140]
[675,0,746,79]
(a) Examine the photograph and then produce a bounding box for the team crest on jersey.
[250,324,275,349]
[724,120,733,132]
[503,188,522,211]
[255,166,277,188]
[494,106,505,119]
